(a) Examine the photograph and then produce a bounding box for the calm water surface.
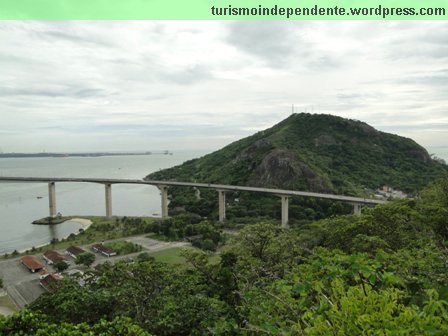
[0,151,208,254]
[1,146,447,254]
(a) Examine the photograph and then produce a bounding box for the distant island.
[0,151,173,158]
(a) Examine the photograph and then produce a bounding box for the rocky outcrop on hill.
[146,113,447,195]
[248,149,330,192]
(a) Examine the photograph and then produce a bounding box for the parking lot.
[0,257,46,309]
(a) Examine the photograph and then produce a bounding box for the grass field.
[149,247,192,264]
[104,240,143,255]
[149,247,221,265]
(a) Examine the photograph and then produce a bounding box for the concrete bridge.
[0,177,386,227]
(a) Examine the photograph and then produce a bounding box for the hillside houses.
[375,185,408,200]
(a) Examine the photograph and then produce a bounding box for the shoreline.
[17,218,93,254]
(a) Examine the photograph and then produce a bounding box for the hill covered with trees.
[145,113,447,221]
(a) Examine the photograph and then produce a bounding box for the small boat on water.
[37,196,43,199]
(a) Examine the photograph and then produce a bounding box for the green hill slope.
[146,113,447,195]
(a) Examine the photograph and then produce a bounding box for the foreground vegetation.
[1,178,448,335]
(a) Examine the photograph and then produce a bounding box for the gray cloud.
[163,65,212,85]
[384,23,448,60]
[0,86,108,98]
[0,21,447,153]
[37,30,113,48]
[409,70,448,86]
[226,21,304,67]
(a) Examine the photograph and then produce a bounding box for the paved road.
[0,234,191,309]
[0,258,46,309]
[0,289,17,316]
[0,176,386,205]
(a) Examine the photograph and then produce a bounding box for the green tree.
[53,261,69,273]
[75,252,95,267]
[30,258,230,335]
[0,310,152,335]
[228,222,306,281]
[237,248,448,335]
[418,177,448,240]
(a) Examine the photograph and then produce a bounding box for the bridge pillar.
[280,195,289,228]
[48,182,56,218]
[105,183,112,219]
[158,185,169,219]
[217,190,226,222]
[353,203,362,216]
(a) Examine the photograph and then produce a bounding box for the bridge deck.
[0,176,386,205]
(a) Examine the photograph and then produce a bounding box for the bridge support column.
[353,203,362,216]
[217,190,226,222]
[158,185,169,219]
[105,183,112,219]
[48,182,56,218]
[280,195,289,228]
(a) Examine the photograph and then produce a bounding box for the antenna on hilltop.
[291,104,295,115]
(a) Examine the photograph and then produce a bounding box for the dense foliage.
[146,113,447,220]
[150,213,225,251]
[0,311,151,335]
[1,178,448,335]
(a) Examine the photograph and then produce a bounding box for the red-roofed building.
[20,256,44,273]
[39,269,49,280]
[43,250,67,265]
[40,273,63,291]
[66,246,86,259]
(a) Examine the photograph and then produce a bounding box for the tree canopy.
[2,177,448,335]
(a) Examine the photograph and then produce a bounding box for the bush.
[53,261,69,273]
[192,238,217,252]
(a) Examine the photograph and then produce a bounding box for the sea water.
[1,146,447,255]
[0,151,208,254]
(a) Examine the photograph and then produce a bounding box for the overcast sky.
[0,21,447,153]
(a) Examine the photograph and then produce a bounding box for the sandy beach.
[70,218,93,231]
